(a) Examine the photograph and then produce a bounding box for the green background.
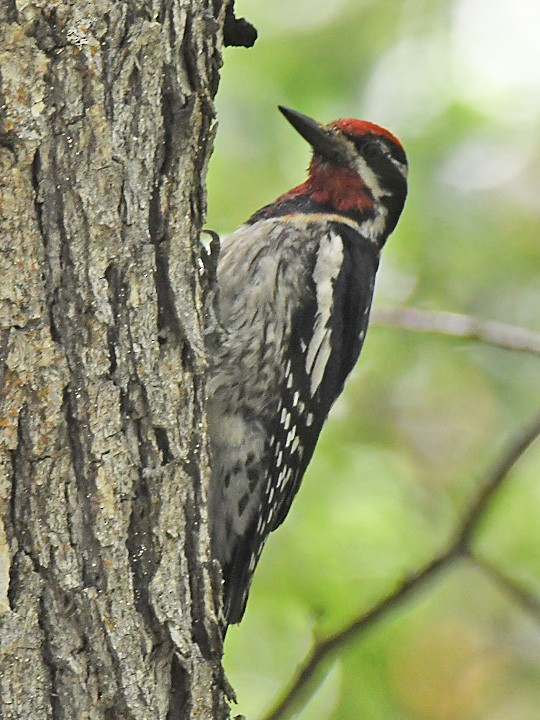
[206,1,540,717]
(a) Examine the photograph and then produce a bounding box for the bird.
[206,105,408,628]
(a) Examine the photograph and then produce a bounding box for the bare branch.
[260,553,455,720]
[260,412,540,720]
[372,307,540,356]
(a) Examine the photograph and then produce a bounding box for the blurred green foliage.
[206,0,540,717]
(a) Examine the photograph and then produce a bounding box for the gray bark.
[0,1,228,718]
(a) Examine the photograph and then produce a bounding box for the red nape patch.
[332,118,403,149]
[279,161,375,214]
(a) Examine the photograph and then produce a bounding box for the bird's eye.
[362,141,383,160]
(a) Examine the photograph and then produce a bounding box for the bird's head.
[278,106,408,236]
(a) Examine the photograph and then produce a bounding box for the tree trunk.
[0,1,228,717]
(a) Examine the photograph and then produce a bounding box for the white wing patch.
[305,231,344,395]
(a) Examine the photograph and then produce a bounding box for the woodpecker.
[207,106,407,628]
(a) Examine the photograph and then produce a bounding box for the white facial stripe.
[354,155,390,200]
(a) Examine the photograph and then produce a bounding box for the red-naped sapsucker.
[207,106,408,628]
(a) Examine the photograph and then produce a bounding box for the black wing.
[267,223,379,530]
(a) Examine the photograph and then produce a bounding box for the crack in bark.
[0,329,10,398]
[184,495,213,661]
[154,426,174,465]
[62,386,104,591]
[104,262,121,377]
[128,62,143,138]
[31,148,61,343]
[182,9,203,94]
[149,82,197,354]
[38,586,64,719]
[167,653,191,720]
[8,409,33,596]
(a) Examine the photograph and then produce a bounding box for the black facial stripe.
[345,132,407,168]
[385,141,407,167]
[368,150,407,188]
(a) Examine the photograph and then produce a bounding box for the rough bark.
[0,1,228,718]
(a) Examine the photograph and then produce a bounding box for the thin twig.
[372,307,540,356]
[457,412,540,547]
[260,413,540,720]
[472,553,540,623]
